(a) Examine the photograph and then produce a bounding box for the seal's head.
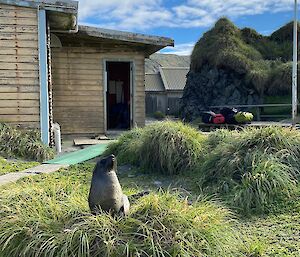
[94,154,117,175]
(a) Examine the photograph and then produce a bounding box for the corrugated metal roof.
[160,67,189,91]
[145,73,165,92]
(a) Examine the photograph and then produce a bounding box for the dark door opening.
[106,61,131,130]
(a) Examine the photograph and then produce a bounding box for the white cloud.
[77,0,295,31]
[161,42,195,56]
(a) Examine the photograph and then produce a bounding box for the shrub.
[0,167,242,257]
[0,123,55,162]
[105,121,206,175]
[153,111,165,120]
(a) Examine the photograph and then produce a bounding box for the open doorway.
[105,61,131,130]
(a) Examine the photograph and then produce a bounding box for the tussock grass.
[198,127,300,213]
[105,121,206,175]
[0,166,241,257]
[107,122,300,213]
[0,123,55,162]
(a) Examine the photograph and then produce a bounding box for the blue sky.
[78,0,297,55]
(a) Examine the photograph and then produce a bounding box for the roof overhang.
[0,0,78,13]
[77,25,174,56]
[0,0,78,31]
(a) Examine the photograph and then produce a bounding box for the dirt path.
[0,164,69,186]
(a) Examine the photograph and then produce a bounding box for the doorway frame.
[103,59,135,133]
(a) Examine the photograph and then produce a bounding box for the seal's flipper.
[120,194,130,216]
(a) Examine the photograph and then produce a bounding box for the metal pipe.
[292,0,298,125]
[38,7,50,145]
[53,123,62,153]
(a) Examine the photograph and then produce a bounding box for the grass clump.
[105,121,206,175]
[198,127,300,213]
[0,123,55,162]
[0,166,241,257]
[107,122,300,214]
[153,111,166,120]
[0,156,39,175]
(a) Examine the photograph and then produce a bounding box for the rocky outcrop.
[180,18,298,121]
[181,65,261,121]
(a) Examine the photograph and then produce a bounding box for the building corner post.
[38,7,50,145]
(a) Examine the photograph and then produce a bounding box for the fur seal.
[88,154,130,215]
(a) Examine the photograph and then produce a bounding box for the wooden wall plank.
[0,108,39,115]
[0,114,39,122]
[0,17,37,26]
[0,100,39,108]
[0,3,39,129]
[0,70,38,78]
[0,92,39,100]
[0,47,38,55]
[1,63,39,70]
[0,85,39,93]
[0,78,39,85]
[0,32,38,40]
[0,40,38,48]
[0,9,37,18]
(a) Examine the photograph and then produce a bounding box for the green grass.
[0,165,244,257]
[1,122,300,256]
[0,123,55,162]
[0,156,39,175]
[0,163,299,256]
[237,187,300,256]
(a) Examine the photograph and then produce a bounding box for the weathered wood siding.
[0,4,40,128]
[51,47,145,135]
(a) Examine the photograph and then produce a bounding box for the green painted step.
[45,144,109,165]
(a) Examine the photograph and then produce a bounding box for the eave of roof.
[0,0,78,14]
[78,25,174,48]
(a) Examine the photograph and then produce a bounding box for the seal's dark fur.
[88,155,130,215]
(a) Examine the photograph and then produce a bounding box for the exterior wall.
[145,92,167,115]
[146,91,183,115]
[167,91,183,115]
[0,4,40,128]
[51,46,145,135]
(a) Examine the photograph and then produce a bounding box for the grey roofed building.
[145,73,164,92]
[159,67,189,91]
[145,67,189,115]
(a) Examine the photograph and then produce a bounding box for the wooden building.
[0,0,174,144]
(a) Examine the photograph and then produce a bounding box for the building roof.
[145,73,165,92]
[0,0,79,31]
[0,0,78,13]
[78,25,174,48]
[159,67,189,91]
[145,67,189,92]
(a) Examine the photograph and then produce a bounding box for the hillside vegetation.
[191,18,298,96]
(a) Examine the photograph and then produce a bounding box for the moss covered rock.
[181,18,299,120]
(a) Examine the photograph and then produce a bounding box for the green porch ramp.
[45,144,109,165]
